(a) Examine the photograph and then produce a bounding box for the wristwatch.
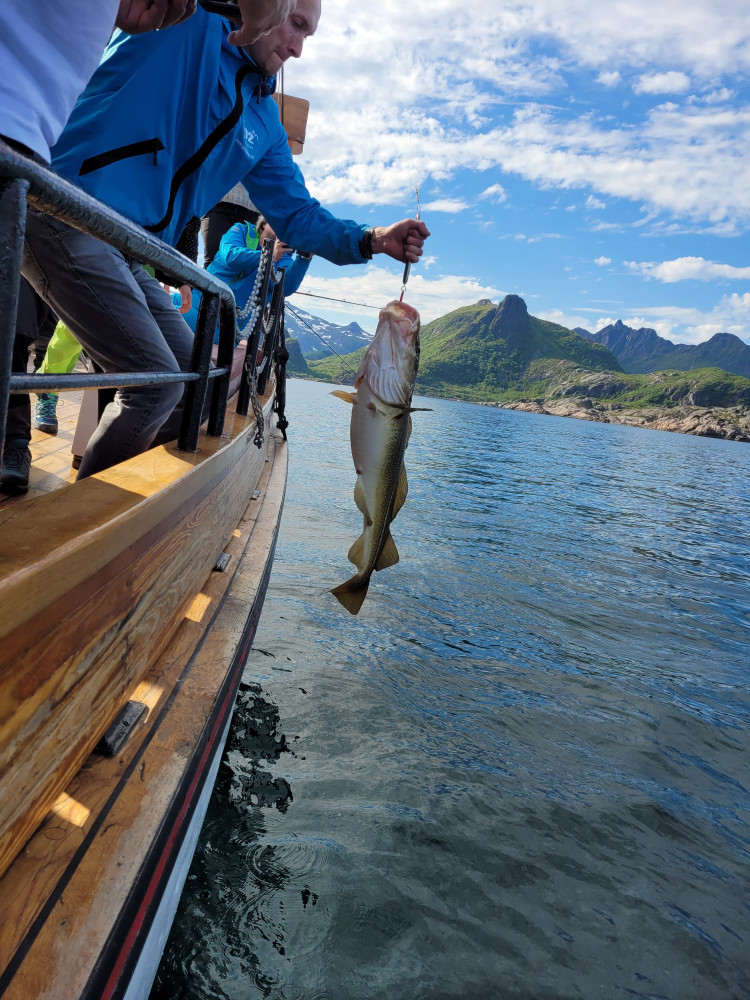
[358,228,374,260]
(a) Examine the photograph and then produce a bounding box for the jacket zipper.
[145,62,266,235]
[79,138,165,176]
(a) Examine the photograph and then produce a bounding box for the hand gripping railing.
[0,141,276,459]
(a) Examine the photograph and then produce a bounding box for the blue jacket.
[176,222,312,341]
[50,8,367,264]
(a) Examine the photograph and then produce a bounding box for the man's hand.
[371,219,431,264]
[116,0,197,33]
[227,0,295,47]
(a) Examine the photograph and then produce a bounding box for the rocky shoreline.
[487,398,750,443]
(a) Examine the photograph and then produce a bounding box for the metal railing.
[0,141,283,462]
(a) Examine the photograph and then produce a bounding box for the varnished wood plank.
[0,433,279,961]
[0,432,287,1000]
[0,395,276,878]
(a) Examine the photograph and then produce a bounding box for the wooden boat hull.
[0,394,287,998]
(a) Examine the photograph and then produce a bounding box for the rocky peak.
[495,294,528,321]
[491,294,530,346]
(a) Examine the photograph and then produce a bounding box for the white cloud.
[286,2,750,232]
[597,71,621,87]
[634,71,691,95]
[586,195,606,211]
[479,183,508,203]
[537,308,591,330]
[696,87,735,105]
[626,257,750,282]
[683,292,750,342]
[300,89,750,231]
[594,256,611,266]
[299,264,503,326]
[419,198,470,213]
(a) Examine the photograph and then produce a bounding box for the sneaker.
[1,439,32,496]
[34,392,59,434]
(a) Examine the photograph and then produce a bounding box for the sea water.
[152,377,750,1000]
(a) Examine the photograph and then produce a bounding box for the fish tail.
[331,575,370,615]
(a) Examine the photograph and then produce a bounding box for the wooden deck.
[0,390,81,500]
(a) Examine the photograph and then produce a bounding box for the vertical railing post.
[178,290,219,452]
[207,297,236,437]
[0,177,28,459]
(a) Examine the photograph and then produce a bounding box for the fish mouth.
[383,299,420,341]
[385,299,419,321]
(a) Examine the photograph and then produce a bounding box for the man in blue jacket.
[20,0,429,480]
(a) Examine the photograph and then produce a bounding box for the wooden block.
[273,93,310,155]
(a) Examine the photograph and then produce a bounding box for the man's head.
[244,0,321,76]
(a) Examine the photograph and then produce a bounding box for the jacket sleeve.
[216,224,262,274]
[277,254,311,297]
[241,121,369,267]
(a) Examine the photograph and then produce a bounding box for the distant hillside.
[577,320,750,378]
[289,296,750,442]
[284,303,372,359]
[309,295,621,397]
[520,358,750,408]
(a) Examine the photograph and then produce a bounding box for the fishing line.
[286,302,360,380]
[395,40,424,302]
[293,290,381,310]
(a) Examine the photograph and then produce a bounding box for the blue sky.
[280,0,750,344]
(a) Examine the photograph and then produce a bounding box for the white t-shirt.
[0,0,119,162]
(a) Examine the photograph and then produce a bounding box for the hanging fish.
[331,299,428,614]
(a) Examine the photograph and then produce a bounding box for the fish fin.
[392,464,408,517]
[347,533,365,568]
[331,576,370,615]
[353,479,369,518]
[330,389,357,404]
[375,532,399,571]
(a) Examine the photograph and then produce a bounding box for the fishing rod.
[400,188,422,302]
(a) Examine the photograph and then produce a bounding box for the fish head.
[355,300,421,408]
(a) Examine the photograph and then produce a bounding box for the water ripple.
[154,381,750,1000]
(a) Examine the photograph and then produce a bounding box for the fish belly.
[350,383,409,577]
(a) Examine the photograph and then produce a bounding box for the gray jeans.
[22,209,194,479]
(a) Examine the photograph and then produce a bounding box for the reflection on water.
[153,380,750,1000]
[152,683,296,998]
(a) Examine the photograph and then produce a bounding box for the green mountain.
[577,320,750,378]
[308,295,621,398]
[297,295,750,425]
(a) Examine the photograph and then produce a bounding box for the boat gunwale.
[0,427,288,1000]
